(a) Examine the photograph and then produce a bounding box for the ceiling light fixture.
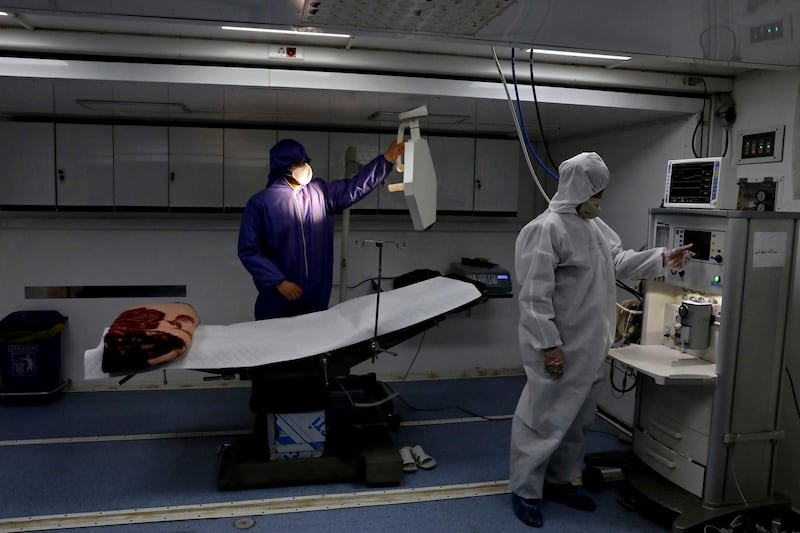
[0,11,9,16]
[525,48,631,61]
[77,100,190,113]
[221,25,351,39]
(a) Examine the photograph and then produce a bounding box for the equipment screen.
[666,160,718,205]
[682,229,711,261]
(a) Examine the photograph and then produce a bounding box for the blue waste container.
[0,311,67,394]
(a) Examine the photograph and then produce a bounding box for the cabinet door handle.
[58,169,65,181]
[645,449,677,470]
[475,179,482,189]
[170,172,175,182]
[650,420,683,441]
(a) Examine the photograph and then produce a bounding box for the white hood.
[548,152,609,214]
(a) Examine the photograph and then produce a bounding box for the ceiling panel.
[0,1,723,140]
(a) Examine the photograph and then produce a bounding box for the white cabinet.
[0,122,55,206]
[168,127,223,209]
[55,124,114,207]
[428,136,475,212]
[224,128,276,209]
[329,132,380,211]
[113,125,168,208]
[276,130,329,182]
[474,138,519,213]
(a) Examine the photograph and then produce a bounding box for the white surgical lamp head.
[387,105,438,231]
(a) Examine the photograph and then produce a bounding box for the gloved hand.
[383,139,405,163]
[663,244,694,269]
[543,347,565,379]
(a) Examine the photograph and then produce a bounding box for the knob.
[678,304,689,318]
[713,255,723,263]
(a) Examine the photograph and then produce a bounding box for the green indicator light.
[714,275,721,283]
[767,27,772,33]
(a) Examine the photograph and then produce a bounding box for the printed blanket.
[102,303,200,374]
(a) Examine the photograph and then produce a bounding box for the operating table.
[84,275,487,489]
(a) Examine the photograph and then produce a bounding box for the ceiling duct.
[302,0,516,36]
[368,111,469,124]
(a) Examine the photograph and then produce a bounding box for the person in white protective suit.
[509,152,693,528]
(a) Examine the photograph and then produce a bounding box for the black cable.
[721,127,729,158]
[610,359,637,395]
[529,49,559,171]
[382,381,500,421]
[616,279,643,300]
[331,276,397,290]
[785,367,800,419]
[691,78,709,157]
[691,115,703,158]
[700,78,708,156]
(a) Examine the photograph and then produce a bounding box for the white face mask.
[578,197,602,219]
[290,163,313,185]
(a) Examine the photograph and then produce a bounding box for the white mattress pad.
[84,276,481,379]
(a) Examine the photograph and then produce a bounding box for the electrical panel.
[735,125,785,165]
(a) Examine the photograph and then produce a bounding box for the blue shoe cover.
[511,493,543,528]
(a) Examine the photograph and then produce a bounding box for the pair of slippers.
[399,445,436,473]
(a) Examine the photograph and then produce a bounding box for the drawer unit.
[634,428,705,497]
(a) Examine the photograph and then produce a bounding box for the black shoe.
[511,493,543,527]
[543,482,596,512]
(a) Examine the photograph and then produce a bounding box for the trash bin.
[0,310,67,394]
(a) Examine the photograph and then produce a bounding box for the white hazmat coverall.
[509,152,667,500]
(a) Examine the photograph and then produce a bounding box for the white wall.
[0,215,528,391]
[730,70,800,211]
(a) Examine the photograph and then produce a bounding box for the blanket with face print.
[101,303,200,374]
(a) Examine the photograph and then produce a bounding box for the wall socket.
[269,45,304,59]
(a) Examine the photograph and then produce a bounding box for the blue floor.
[0,376,671,532]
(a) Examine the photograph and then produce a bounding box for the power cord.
[335,329,427,409]
[610,358,637,396]
[382,380,503,421]
[784,367,800,419]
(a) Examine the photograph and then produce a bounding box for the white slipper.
[399,446,417,473]
[410,445,436,470]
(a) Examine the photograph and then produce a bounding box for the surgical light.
[525,49,631,61]
[221,25,351,39]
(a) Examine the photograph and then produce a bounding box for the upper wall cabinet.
[224,128,276,209]
[428,136,476,212]
[329,132,380,211]
[474,138,519,213]
[0,122,55,207]
[168,127,223,209]
[56,124,114,207]
[114,125,169,208]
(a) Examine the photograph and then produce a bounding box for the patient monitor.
[387,105,437,231]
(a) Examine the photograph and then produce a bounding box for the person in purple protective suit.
[238,138,404,321]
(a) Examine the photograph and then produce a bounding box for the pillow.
[102,302,200,374]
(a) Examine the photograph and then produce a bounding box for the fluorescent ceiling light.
[0,57,69,66]
[0,11,9,16]
[526,49,631,61]
[221,25,351,38]
[77,100,190,113]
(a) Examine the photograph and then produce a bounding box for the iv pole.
[355,239,404,359]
